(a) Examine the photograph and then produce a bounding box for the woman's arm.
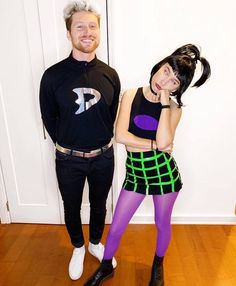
[115,89,154,150]
[155,90,182,150]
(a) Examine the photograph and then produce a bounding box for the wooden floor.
[0,224,235,286]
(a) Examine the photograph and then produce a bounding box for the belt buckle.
[71,150,82,157]
[84,151,99,158]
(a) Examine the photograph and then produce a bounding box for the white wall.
[109,0,236,224]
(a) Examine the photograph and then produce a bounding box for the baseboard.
[129,214,236,225]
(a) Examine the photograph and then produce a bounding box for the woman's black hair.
[149,44,211,107]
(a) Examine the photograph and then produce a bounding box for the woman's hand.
[159,89,171,105]
[159,142,173,153]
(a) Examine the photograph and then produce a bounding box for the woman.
[84,44,211,286]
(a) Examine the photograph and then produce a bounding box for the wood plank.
[0,224,235,285]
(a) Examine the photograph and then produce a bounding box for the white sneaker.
[68,246,85,280]
[88,242,117,269]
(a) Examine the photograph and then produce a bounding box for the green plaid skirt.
[122,150,182,195]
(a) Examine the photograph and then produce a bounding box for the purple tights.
[103,189,179,259]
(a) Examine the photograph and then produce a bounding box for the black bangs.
[167,56,195,85]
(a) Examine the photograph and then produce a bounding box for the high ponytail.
[171,44,200,63]
[171,44,211,88]
[192,57,211,87]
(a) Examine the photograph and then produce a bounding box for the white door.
[0,0,112,224]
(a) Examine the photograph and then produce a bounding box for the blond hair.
[63,0,100,31]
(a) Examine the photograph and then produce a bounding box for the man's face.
[67,11,100,54]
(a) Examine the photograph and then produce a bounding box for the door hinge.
[6,201,10,212]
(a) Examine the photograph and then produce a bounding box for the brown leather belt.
[56,141,112,158]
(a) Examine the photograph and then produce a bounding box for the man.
[39,0,120,281]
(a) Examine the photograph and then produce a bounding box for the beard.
[73,40,99,54]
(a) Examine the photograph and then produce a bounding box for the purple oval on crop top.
[134,115,158,131]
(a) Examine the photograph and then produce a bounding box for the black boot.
[148,255,164,286]
[84,259,114,286]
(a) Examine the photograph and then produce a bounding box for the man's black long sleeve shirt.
[39,54,121,150]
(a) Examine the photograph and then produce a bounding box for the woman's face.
[151,63,180,94]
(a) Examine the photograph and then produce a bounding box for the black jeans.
[55,146,114,248]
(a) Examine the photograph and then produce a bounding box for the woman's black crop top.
[128,87,162,140]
